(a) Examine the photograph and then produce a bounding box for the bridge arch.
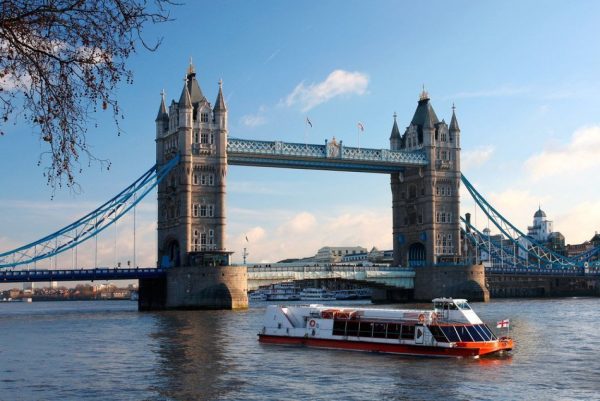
[408,242,426,267]
[160,238,181,268]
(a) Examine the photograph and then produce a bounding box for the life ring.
[418,313,425,323]
[309,319,316,328]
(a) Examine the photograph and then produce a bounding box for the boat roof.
[432,298,468,303]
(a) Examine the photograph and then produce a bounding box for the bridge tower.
[390,90,488,301]
[140,62,247,310]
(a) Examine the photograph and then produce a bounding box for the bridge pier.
[139,265,247,311]
[413,264,489,302]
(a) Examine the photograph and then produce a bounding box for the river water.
[0,298,598,401]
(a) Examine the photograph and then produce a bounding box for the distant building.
[341,247,393,264]
[313,246,367,263]
[23,282,34,293]
[527,207,553,242]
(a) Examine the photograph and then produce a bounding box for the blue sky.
[2,0,600,269]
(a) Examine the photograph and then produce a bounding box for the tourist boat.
[267,282,301,301]
[258,298,514,358]
[249,291,268,301]
[332,288,372,300]
[299,288,336,301]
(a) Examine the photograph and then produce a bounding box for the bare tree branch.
[0,0,176,190]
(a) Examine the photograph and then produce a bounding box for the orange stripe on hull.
[258,335,505,358]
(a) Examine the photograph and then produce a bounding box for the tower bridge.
[1,62,599,308]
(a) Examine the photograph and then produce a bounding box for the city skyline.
[2,1,600,267]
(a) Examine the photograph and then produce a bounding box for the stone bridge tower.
[139,62,247,310]
[390,90,461,267]
[155,63,228,267]
[390,90,487,301]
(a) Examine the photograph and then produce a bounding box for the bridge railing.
[227,138,428,165]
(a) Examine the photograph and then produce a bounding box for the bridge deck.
[227,138,428,173]
[0,268,166,283]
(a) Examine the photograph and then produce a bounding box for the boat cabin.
[432,298,482,324]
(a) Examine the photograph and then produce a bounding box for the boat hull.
[258,334,512,358]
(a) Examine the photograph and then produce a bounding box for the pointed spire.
[214,78,227,112]
[179,76,192,108]
[419,84,429,101]
[155,89,168,121]
[187,57,195,76]
[389,112,401,140]
[449,103,460,132]
[423,104,435,130]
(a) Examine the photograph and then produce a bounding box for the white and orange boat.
[258,298,513,358]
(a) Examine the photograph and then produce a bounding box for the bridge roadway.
[246,264,415,290]
[1,265,596,286]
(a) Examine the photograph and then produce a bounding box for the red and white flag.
[357,122,364,131]
[496,319,510,328]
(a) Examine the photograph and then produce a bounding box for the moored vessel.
[299,288,336,301]
[258,298,513,358]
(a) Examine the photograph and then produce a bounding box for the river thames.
[0,297,598,401]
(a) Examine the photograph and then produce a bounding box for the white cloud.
[230,210,390,264]
[284,70,369,111]
[461,146,495,171]
[240,114,266,127]
[525,125,600,180]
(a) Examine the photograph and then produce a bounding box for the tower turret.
[213,79,227,130]
[449,104,460,147]
[178,79,192,130]
[389,112,401,151]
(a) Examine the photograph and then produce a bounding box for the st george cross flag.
[357,122,364,131]
[306,117,313,127]
[496,319,510,328]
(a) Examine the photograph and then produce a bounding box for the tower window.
[208,205,214,217]
[208,174,214,186]
[201,113,209,123]
[200,205,207,217]
[193,174,199,185]
[201,131,208,144]
[200,174,207,186]
[192,204,199,217]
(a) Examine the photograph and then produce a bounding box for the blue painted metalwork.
[461,174,577,269]
[227,138,427,172]
[0,268,166,283]
[460,222,593,275]
[0,155,180,269]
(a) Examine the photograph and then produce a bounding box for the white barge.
[258,298,513,358]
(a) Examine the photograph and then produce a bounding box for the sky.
[2,0,600,272]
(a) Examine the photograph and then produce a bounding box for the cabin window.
[455,301,471,310]
[473,324,491,341]
[478,324,496,340]
[333,320,346,336]
[346,321,359,336]
[466,325,484,342]
[386,323,401,339]
[400,324,415,340]
[455,325,474,342]
[440,326,461,342]
[359,322,373,337]
[373,323,387,338]
[428,325,449,342]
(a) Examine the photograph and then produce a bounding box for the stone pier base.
[413,264,489,302]
[139,265,248,311]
